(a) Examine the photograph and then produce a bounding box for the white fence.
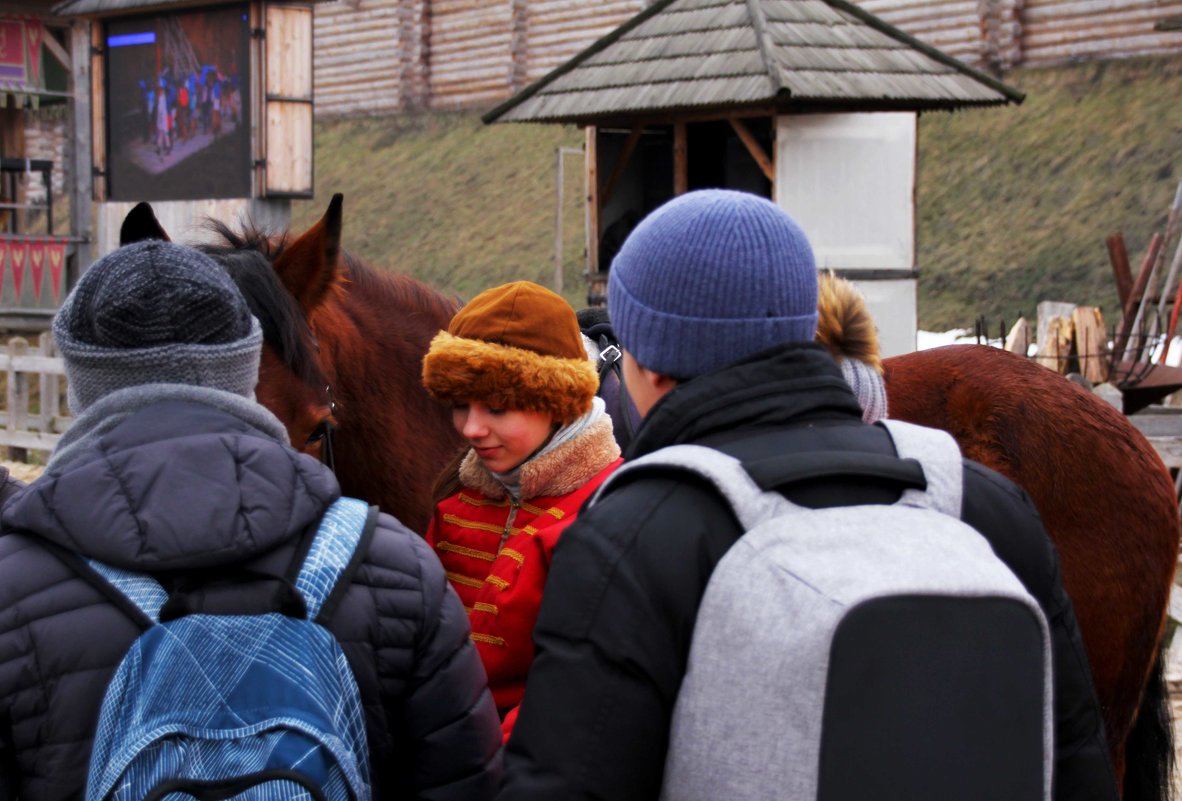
[0,333,70,455]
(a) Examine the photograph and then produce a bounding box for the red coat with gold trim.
[426,415,622,728]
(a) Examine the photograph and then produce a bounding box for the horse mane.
[197,218,458,390]
[197,220,324,389]
[337,247,459,325]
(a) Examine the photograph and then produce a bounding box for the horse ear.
[272,193,343,312]
[120,202,171,245]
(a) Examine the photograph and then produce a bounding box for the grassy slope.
[295,53,1182,329]
[918,54,1182,331]
[292,112,585,308]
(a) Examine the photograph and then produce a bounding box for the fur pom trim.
[423,331,599,423]
[816,272,882,373]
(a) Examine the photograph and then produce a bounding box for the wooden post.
[88,21,105,203]
[585,125,599,288]
[554,147,564,295]
[673,121,687,196]
[69,20,94,283]
[7,337,27,463]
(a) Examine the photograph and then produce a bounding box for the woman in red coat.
[422,281,622,739]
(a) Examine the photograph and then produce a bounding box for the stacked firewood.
[1003,303,1108,384]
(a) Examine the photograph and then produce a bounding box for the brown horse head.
[120,197,462,533]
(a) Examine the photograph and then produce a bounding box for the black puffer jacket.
[0,399,502,801]
[499,343,1117,801]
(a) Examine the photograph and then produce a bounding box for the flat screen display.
[105,5,251,201]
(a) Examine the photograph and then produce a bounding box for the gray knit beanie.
[53,240,263,414]
[608,189,818,379]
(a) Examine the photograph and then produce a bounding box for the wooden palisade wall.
[311,0,1182,117]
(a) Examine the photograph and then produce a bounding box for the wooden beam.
[729,117,774,183]
[673,121,687,196]
[600,124,642,207]
[41,30,70,71]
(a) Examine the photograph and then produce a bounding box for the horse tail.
[816,272,882,372]
[1122,645,1174,801]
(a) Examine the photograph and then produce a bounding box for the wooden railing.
[0,333,69,455]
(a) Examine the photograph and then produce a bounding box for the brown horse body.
[885,344,1179,794]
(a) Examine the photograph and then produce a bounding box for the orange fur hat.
[422,281,599,423]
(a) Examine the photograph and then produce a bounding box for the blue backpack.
[78,497,378,801]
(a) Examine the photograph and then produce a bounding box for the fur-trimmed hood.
[459,415,620,500]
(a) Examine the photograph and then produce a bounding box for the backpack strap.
[49,498,378,628]
[83,558,168,626]
[294,496,380,625]
[879,419,964,518]
[591,424,967,529]
[591,445,786,532]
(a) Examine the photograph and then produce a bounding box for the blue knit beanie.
[608,189,818,379]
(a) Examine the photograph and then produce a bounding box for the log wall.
[95,0,1181,119]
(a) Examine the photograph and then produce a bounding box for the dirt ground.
[2,460,43,483]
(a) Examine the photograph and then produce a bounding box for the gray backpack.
[591,419,1051,801]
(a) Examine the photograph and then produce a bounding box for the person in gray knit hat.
[497,190,1117,801]
[0,240,502,801]
[53,240,263,415]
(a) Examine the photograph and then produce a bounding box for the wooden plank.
[265,102,313,195]
[1036,300,1076,374]
[89,21,105,202]
[6,336,27,462]
[267,5,314,100]
[1107,232,1132,310]
[265,5,314,196]
[1115,233,1163,361]
[1004,316,1031,355]
[1072,306,1108,384]
[729,117,774,182]
[586,125,599,275]
[0,354,67,373]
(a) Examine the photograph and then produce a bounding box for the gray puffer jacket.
[0,397,502,801]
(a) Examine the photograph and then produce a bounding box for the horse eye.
[305,420,334,446]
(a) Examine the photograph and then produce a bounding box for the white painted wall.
[774,112,918,357]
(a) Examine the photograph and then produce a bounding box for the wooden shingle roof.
[485,0,1022,124]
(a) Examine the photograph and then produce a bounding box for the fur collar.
[459,416,620,500]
